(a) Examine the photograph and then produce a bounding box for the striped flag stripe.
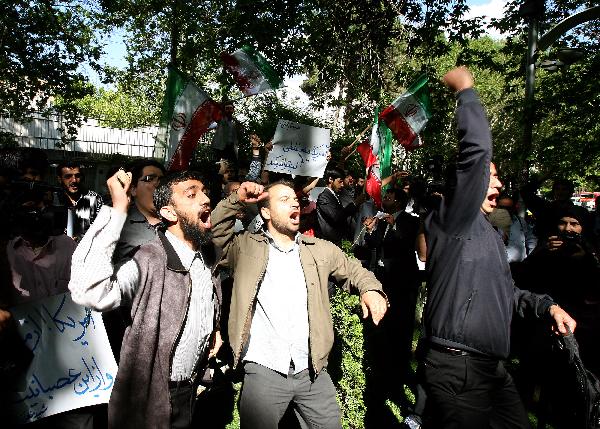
[221,45,282,97]
[379,74,432,150]
[158,68,221,171]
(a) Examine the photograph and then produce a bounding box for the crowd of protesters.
[0,66,598,429]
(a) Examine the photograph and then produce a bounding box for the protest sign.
[8,293,117,424]
[264,120,330,177]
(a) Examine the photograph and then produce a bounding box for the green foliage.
[530,56,600,189]
[330,288,366,429]
[0,131,18,149]
[0,1,102,136]
[490,0,600,187]
[74,86,159,128]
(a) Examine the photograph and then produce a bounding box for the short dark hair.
[552,178,574,194]
[56,160,82,176]
[497,192,514,202]
[127,159,166,185]
[386,187,408,207]
[153,171,205,216]
[257,180,295,214]
[324,165,344,182]
[19,148,48,176]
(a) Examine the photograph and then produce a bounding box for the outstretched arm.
[327,242,388,325]
[513,287,576,334]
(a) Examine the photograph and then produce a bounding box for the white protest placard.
[9,292,118,424]
[264,120,330,177]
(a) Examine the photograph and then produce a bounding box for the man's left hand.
[0,309,12,335]
[208,331,223,359]
[549,304,576,335]
[383,214,395,225]
[360,291,388,325]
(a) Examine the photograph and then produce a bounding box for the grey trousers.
[239,362,342,429]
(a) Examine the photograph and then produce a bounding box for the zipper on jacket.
[459,290,477,339]
[235,257,268,367]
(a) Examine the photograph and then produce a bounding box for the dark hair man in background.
[56,161,103,241]
[362,186,421,426]
[316,165,365,247]
[210,101,240,164]
[114,159,166,261]
[522,177,589,240]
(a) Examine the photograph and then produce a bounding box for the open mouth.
[488,193,498,208]
[199,209,212,229]
[289,211,300,225]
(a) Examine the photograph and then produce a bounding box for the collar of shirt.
[11,235,55,254]
[128,204,149,224]
[164,230,203,270]
[326,186,341,204]
[391,210,402,221]
[263,229,301,253]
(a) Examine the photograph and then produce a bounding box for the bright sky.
[87,0,508,101]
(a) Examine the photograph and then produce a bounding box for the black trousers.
[170,383,196,429]
[421,348,529,429]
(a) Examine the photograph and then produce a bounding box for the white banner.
[264,120,330,177]
[9,293,117,424]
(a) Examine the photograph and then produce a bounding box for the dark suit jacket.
[316,188,357,246]
[365,211,420,277]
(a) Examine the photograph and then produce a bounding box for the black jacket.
[424,88,554,359]
[316,188,357,246]
[365,211,419,277]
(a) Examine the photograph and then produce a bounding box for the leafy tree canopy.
[0,1,103,135]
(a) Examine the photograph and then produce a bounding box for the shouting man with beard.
[69,170,223,429]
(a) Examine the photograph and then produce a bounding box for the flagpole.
[342,123,372,153]
[341,122,375,162]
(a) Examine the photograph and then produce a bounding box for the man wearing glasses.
[104,159,167,362]
[114,159,167,262]
[56,161,103,241]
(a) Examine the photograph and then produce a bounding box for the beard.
[270,215,298,237]
[178,211,213,248]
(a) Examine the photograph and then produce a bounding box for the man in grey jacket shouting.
[69,169,222,429]
[211,180,388,429]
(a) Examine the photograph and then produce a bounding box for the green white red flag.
[357,109,393,208]
[220,46,283,96]
[157,67,222,171]
[379,74,432,150]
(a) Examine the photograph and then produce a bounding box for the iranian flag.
[157,67,222,171]
[379,74,432,150]
[221,46,283,96]
[357,109,392,208]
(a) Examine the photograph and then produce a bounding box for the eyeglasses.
[62,173,82,179]
[139,174,162,183]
